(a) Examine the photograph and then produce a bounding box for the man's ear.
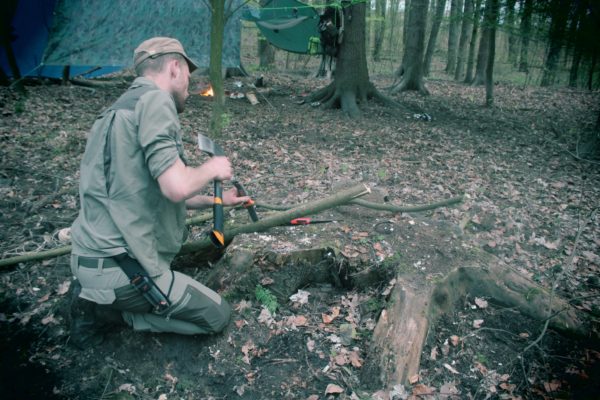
[168,59,180,78]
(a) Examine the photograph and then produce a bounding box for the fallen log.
[69,77,128,88]
[0,183,370,269]
[179,183,370,256]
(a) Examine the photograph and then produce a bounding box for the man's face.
[172,60,190,113]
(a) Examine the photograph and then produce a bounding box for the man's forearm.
[158,158,220,203]
[185,195,213,209]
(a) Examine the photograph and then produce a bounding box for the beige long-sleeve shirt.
[71,77,187,278]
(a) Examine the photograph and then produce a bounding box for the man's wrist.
[185,194,213,209]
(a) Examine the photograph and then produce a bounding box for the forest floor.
[0,72,599,400]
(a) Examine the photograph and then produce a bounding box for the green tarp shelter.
[243,0,322,54]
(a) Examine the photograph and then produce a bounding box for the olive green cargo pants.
[71,254,231,335]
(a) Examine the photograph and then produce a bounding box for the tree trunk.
[387,0,402,59]
[569,46,583,88]
[1,38,21,84]
[464,0,482,83]
[390,0,430,94]
[472,0,490,86]
[257,0,275,69]
[505,0,518,66]
[454,0,473,80]
[518,0,533,73]
[568,0,588,88]
[586,0,600,90]
[541,0,571,87]
[485,0,498,107]
[403,0,412,49]
[258,34,275,69]
[395,0,413,77]
[424,0,446,76]
[588,52,597,91]
[209,0,226,137]
[445,0,463,75]
[0,64,9,86]
[372,0,386,61]
[307,3,391,118]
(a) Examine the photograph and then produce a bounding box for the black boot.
[95,304,126,327]
[69,281,107,349]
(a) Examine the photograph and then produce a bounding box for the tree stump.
[204,232,342,302]
[360,253,588,389]
[359,217,591,390]
[182,212,592,391]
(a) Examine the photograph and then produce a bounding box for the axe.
[197,134,260,248]
[197,134,226,248]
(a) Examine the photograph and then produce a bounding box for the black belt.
[77,254,171,313]
[78,256,120,269]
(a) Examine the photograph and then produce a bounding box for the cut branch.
[0,246,72,269]
[179,183,370,256]
[350,195,463,213]
[254,194,464,213]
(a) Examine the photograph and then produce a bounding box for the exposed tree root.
[307,81,402,118]
[389,77,430,95]
[367,82,401,108]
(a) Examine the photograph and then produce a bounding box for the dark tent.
[1,0,243,79]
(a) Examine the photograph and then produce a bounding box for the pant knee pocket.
[166,286,230,331]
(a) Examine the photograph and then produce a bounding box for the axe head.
[197,133,225,157]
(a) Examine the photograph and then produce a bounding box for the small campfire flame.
[199,85,214,97]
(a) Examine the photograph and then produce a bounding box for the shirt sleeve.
[136,90,182,180]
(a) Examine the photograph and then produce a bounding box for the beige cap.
[133,37,198,72]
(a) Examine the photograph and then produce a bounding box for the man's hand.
[222,187,250,206]
[204,156,233,182]
[184,187,250,209]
